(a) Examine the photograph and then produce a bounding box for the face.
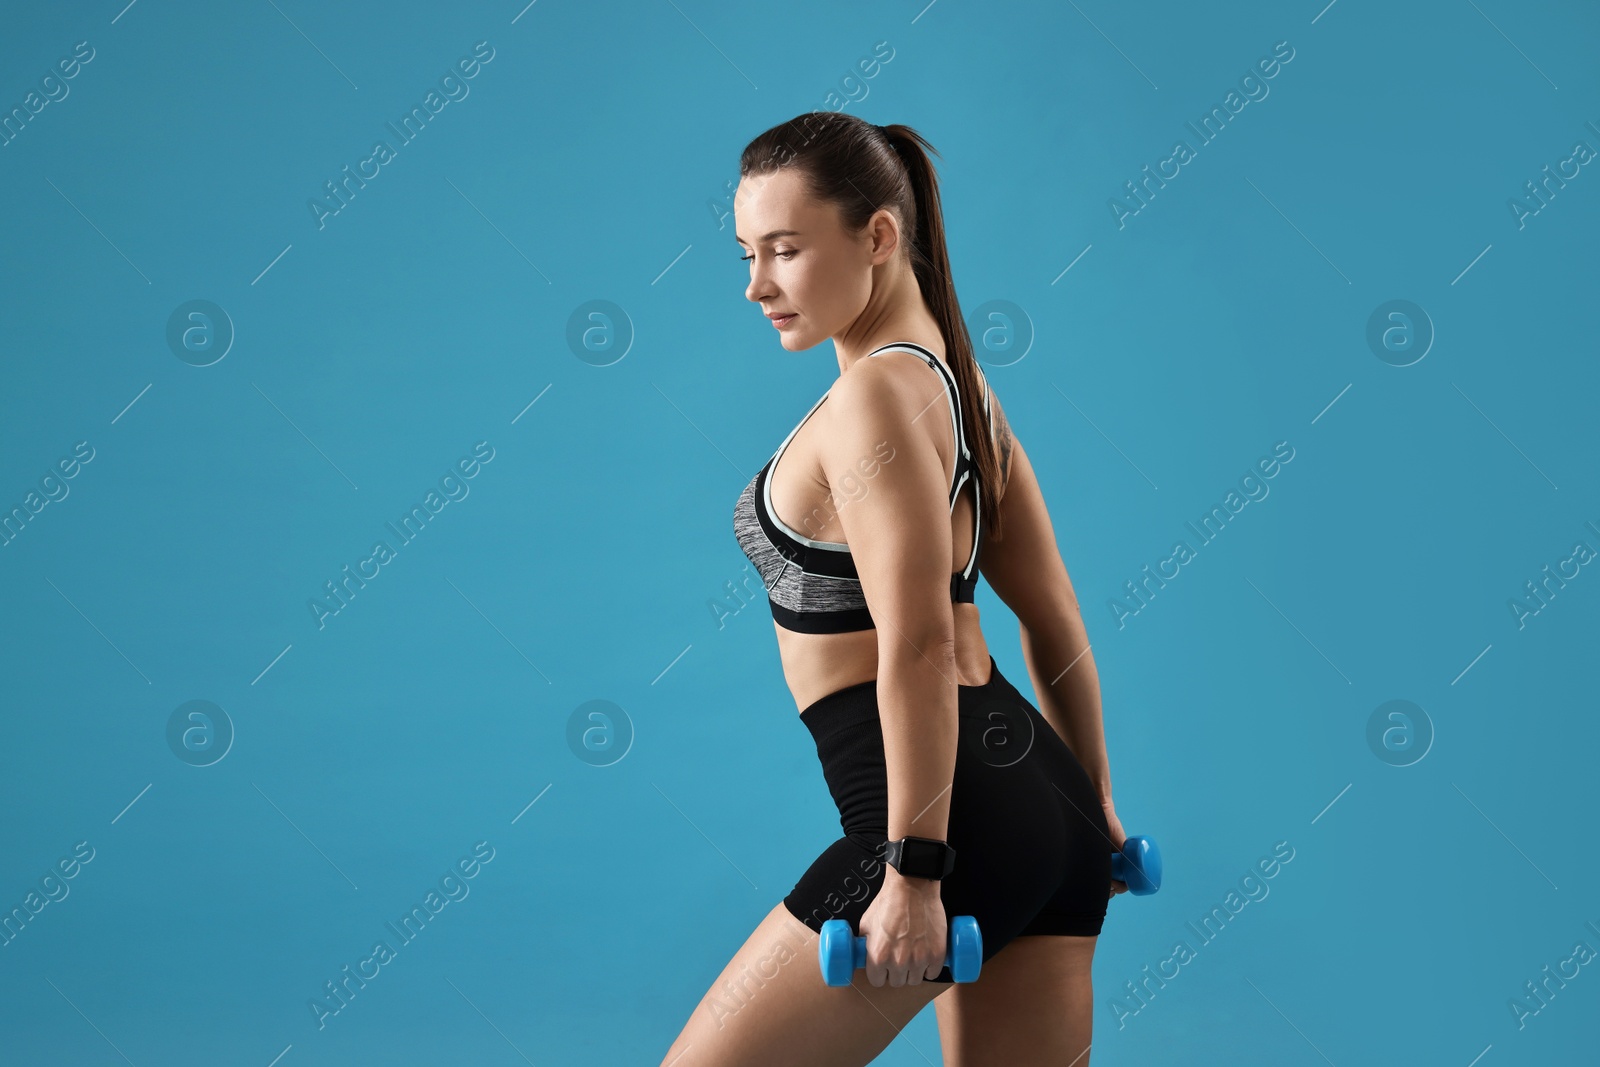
[734,167,894,350]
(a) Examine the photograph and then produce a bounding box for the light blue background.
[2,1,1597,1064]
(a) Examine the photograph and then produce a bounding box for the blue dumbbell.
[818,915,983,986]
[1111,835,1162,895]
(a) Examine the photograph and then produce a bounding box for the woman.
[661,112,1127,1067]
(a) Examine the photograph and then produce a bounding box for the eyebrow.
[734,229,802,246]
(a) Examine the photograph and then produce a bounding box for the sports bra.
[731,341,989,634]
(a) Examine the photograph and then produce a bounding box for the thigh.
[659,902,945,1067]
[934,933,1097,1067]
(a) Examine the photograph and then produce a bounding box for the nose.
[744,259,773,306]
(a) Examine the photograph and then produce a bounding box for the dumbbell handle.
[841,932,957,972]
[820,914,982,985]
[1111,834,1162,895]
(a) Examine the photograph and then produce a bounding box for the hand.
[1102,795,1130,898]
[857,868,947,987]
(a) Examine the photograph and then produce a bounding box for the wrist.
[882,834,956,882]
[883,865,942,892]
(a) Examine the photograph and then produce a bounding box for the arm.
[822,358,959,845]
[821,358,958,981]
[1019,604,1111,802]
[979,432,1111,802]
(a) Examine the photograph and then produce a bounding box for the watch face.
[895,837,952,878]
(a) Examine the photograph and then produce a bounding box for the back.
[977,392,1082,638]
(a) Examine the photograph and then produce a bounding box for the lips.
[769,313,796,328]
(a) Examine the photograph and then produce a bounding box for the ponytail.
[877,123,1004,543]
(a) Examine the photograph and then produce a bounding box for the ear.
[867,207,901,265]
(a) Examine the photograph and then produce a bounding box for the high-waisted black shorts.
[782,655,1112,983]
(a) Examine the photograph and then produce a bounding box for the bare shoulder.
[829,348,944,410]
[823,350,955,457]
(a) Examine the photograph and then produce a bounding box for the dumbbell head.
[1111,835,1162,895]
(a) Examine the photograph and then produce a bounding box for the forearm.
[877,634,959,845]
[1019,612,1112,801]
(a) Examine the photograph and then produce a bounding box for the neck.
[833,267,945,375]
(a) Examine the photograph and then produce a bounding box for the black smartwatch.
[883,836,956,880]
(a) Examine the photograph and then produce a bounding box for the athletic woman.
[660,112,1127,1067]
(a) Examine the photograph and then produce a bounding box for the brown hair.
[739,111,1005,542]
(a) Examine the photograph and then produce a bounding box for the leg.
[659,902,946,1067]
[934,933,1097,1067]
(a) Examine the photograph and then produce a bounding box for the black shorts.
[782,655,1112,983]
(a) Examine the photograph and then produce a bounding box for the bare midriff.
[775,601,993,714]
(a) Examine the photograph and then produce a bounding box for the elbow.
[1021,603,1085,648]
[878,619,956,676]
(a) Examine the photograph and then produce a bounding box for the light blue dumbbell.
[1111,835,1163,895]
[818,915,983,986]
